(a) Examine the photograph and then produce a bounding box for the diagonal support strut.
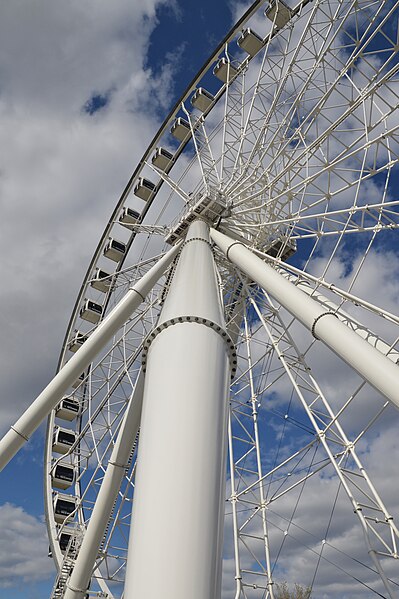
[0,243,181,472]
[210,227,399,410]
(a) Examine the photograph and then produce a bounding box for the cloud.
[0,2,182,592]
[0,503,55,588]
[0,0,164,112]
[0,0,179,436]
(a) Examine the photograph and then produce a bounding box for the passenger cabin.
[104,238,126,262]
[237,28,263,57]
[59,530,76,554]
[134,177,156,201]
[213,58,239,83]
[71,372,85,389]
[56,397,80,421]
[52,426,76,455]
[265,0,292,28]
[52,463,75,490]
[266,237,297,261]
[191,88,214,112]
[68,331,87,353]
[119,207,141,228]
[53,493,77,524]
[152,147,173,171]
[90,269,112,293]
[171,117,191,142]
[80,299,103,324]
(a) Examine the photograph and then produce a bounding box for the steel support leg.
[64,373,144,599]
[279,269,399,363]
[0,243,181,472]
[210,227,399,409]
[124,221,232,599]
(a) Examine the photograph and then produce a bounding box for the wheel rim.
[45,1,399,597]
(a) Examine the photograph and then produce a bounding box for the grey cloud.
[0,503,55,587]
[0,0,175,435]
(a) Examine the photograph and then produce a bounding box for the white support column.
[124,220,232,599]
[64,373,144,599]
[210,227,399,409]
[0,243,181,472]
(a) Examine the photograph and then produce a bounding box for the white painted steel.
[124,221,230,599]
[281,273,399,364]
[249,298,398,599]
[0,244,180,472]
[158,225,225,327]
[210,228,399,409]
[255,249,399,327]
[64,373,144,599]
[243,314,275,599]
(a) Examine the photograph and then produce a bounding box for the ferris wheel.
[1,0,399,598]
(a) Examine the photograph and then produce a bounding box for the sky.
[0,1,247,598]
[0,1,399,599]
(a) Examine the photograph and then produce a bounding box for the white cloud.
[0,1,180,593]
[0,0,178,436]
[0,503,55,587]
[0,0,163,112]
